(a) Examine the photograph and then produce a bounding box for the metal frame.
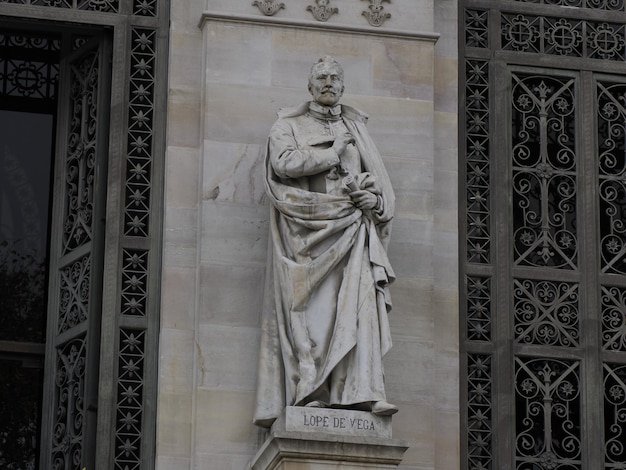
[0,1,169,468]
[460,1,626,469]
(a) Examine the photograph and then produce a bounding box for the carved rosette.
[252,0,285,16]
[114,329,146,469]
[465,9,489,48]
[465,59,491,264]
[121,249,148,317]
[133,0,156,15]
[125,28,156,238]
[361,0,391,27]
[466,354,493,469]
[307,0,338,21]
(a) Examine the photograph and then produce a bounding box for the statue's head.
[308,56,345,106]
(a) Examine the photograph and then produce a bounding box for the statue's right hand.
[332,133,355,156]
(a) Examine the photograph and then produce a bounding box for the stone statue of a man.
[253,56,397,428]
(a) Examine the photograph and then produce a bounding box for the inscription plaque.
[278,406,392,439]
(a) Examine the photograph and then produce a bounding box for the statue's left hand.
[349,189,379,210]
[355,173,382,195]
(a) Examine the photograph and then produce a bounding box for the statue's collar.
[308,101,342,121]
[277,101,369,124]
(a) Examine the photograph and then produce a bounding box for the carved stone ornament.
[361,0,391,27]
[252,0,286,16]
[306,0,338,22]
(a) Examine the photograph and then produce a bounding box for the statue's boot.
[371,400,399,416]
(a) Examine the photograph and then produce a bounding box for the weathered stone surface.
[157,1,460,469]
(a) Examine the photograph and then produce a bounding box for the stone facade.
[159,1,459,469]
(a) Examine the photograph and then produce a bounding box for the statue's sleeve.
[269,119,341,179]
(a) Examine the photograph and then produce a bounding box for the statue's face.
[308,63,344,106]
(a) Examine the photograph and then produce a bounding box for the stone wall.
[159,1,459,468]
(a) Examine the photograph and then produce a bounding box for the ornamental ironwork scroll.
[601,285,626,351]
[515,358,582,470]
[51,337,87,470]
[511,73,578,269]
[513,279,579,347]
[58,255,91,334]
[597,81,626,275]
[604,363,626,468]
[62,49,99,254]
[49,42,103,470]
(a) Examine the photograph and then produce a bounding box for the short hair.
[309,56,344,81]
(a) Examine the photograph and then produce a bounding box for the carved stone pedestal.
[250,407,408,470]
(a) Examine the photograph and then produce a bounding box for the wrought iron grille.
[513,279,580,347]
[0,0,167,467]
[465,59,491,264]
[604,363,626,467]
[62,49,99,255]
[0,0,119,12]
[511,0,625,10]
[467,354,493,469]
[511,74,578,270]
[602,286,626,351]
[51,337,88,469]
[124,28,156,238]
[597,81,626,275]
[502,13,626,60]
[515,358,582,469]
[467,276,492,341]
[114,328,146,470]
[0,31,59,107]
[462,1,626,469]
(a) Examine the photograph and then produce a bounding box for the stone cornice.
[199,11,440,43]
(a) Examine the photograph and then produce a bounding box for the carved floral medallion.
[307,0,338,21]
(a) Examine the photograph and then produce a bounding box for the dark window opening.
[0,29,59,470]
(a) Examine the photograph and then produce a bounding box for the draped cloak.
[253,102,395,427]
